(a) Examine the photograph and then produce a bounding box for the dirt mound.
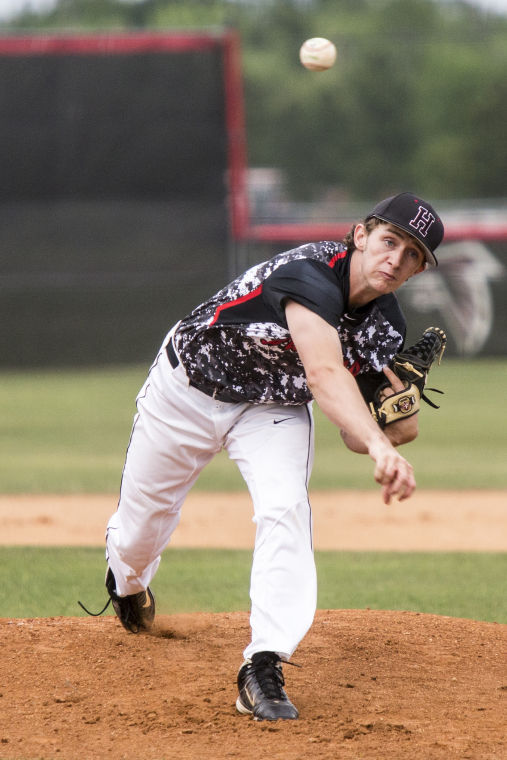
[0,609,505,759]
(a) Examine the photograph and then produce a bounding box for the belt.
[166,337,237,403]
[166,336,180,370]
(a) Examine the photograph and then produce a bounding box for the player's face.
[353,222,426,295]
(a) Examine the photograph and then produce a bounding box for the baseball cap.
[366,191,444,267]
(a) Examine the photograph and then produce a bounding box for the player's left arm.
[341,367,418,453]
[344,326,446,453]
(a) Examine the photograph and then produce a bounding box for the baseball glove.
[369,326,447,428]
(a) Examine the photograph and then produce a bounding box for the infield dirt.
[1,489,506,550]
[1,490,506,759]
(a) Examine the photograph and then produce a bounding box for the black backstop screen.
[0,31,248,367]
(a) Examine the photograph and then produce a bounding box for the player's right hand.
[368,439,416,504]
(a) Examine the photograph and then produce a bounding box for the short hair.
[343,217,384,254]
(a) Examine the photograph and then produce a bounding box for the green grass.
[1,359,506,492]
[0,366,143,493]
[3,363,503,628]
[3,547,506,623]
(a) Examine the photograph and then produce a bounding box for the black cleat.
[236,651,299,721]
[105,568,155,634]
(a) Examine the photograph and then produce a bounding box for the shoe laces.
[77,597,112,617]
[78,590,147,626]
[250,653,293,700]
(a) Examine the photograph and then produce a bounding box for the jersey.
[172,242,406,405]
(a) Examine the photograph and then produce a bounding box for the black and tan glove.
[369,327,447,428]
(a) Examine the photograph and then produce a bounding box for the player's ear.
[353,223,367,251]
[410,260,427,277]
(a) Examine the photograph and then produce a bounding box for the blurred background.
[0,0,506,369]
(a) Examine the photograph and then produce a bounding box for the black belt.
[166,337,237,403]
[166,336,180,370]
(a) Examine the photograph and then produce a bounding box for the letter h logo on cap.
[409,205,436,238]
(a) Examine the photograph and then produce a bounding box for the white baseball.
[299,37,337,71]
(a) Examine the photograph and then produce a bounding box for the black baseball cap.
[366,191,444,267]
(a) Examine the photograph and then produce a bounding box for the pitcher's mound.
[0,609,505,759]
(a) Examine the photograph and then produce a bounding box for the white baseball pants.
[106,329,317,660]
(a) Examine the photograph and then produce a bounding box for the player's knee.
[254,497,313,544]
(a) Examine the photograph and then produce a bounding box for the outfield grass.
[4,547,507,623]
[3,547,506,624]
[1,359,506,492]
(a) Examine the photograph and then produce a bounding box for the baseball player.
[104,191,444,721]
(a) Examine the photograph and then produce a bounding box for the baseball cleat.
[105,568,155,634]
[236,651,299,721]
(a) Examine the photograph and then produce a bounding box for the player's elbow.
[340,429,368,454]
[385,415,419,447]
[398,426,419,446]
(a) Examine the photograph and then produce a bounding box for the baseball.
[299,37,337,71]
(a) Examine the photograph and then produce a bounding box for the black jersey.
[173,242,406,405]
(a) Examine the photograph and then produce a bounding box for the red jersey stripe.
[328,250,347,267]
[209,284,263,326]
